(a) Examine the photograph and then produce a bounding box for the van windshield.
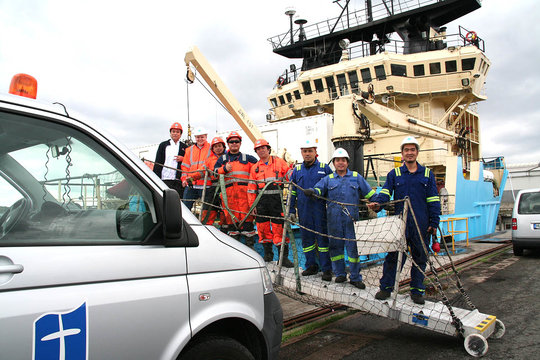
[518,192,540,214]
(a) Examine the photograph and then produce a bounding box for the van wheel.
[513,245,523,256]
[181,336,255,360]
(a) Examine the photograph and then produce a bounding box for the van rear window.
[518,192,540,214]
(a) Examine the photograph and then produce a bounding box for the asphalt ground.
[279,247,540,359]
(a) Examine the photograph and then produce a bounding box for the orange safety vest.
[247,156,290,206]
[215,152,257,224]
[181,142,211,186]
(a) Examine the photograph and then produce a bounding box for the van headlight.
[260,267,274,295]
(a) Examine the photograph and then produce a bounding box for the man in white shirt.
[153,122,188,198]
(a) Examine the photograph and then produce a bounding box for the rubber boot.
[263,243,274,262]
[279,244,294,268]
[245,236,255,250]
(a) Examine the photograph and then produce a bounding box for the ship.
[264,0,508,242]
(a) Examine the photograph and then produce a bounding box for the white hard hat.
[400,136,420,150]
[193,127,208,136]
[300,138,318,149]
[331,148,349,162]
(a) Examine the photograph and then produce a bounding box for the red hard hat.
[170,122,183,132]
[254,138,270,151]
[226,131,242,141]
[210,137,226,148]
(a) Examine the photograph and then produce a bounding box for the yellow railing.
[439,217,469,253]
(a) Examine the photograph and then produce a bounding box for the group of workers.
[153,122,440,305]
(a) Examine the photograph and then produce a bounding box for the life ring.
[277,76,285,87]
[465,31,478,43]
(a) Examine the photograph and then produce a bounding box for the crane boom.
[184,46,263,143]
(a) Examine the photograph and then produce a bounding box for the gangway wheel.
[464,334,488,357]
[491,319,506,339]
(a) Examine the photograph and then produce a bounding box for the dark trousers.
[163,180,184,199]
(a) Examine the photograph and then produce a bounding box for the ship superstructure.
[266,0,506,238]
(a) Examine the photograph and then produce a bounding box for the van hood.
[186,225,265,274]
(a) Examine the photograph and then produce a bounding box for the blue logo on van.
[33,302,87,360]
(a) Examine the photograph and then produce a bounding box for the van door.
[0,113,189,359]
[516,190,540,238]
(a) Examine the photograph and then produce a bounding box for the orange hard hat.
[226,131,242,142]
[254,138,270,151]
[210,137,226,148]
[170,122,183,132]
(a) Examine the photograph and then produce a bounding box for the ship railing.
[268,0,444,50]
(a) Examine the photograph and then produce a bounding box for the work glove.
[303,189,315,197]
[186,178,194,188]
[288,213,297,223]
[432,241,440,253]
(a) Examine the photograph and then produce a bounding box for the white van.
[511,188,540,256]
[0,82,282,359]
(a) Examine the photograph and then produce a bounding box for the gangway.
[268,200,505,357]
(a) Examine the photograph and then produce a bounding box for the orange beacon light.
[9,73,38,99]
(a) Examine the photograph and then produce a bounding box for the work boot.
[350,280,366,289]
[411,293,425,305]
[321,270,332,282]
[301,265,318,276]
[263,243,274,262]
[375,290,391,300]
[278,244,294,268]
[335,275,347,283]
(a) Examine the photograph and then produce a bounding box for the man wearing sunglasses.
[214,132,258,246]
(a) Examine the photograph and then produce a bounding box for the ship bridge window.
[391,64,407,77]
[302,81,313,95]
[429,62,441,74]
[348,70,359,94]
[286,93,292,102]
[360,68,372,83]
[325,76,337,99]
[278,95,285,105]
[445,60,457,73]
[483,63,489,75]
[314,78,325,93]
[270,98,278,107]
[462,58,476,71]
[374,65,386,80]
[337,73,349,96]
[293,90,301,100]
[413,64,425,76]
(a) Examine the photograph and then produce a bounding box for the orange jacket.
[214,151,257,223]
[190,152,219,186]
[181,142,211,186]
[248,156,290,206]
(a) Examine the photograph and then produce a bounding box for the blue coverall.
[377,163,440,295]
[313,170,377,281]
[289,160,333,272]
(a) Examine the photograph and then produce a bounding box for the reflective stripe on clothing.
[181,142,211,185]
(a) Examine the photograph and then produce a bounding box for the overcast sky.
[1,0,538,166]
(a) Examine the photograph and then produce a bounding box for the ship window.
[348,71,359,94]
[314,78,325,93]
[302,81,313,95]
[360,68,372,83]
[391,64,407,77]
[374,65,386,80]
[286,93,292,102]
[325,76,337,99]
[278,95,285,105]
[462,58,476,71]
[429,62,441,74]
[337,73,349,96]
[293,90,301,100]
[483,64,489,75]
[413,64,425,76]
[445,60,457,73]
[270,98,277,107]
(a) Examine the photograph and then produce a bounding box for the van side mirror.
[163,189,182,240]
